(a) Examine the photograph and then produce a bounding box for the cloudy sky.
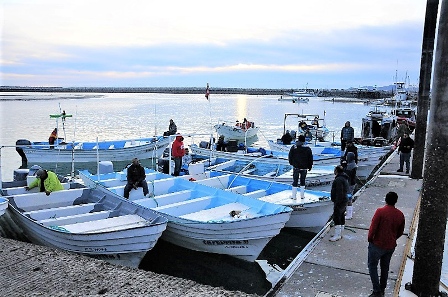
[2,0,428,89]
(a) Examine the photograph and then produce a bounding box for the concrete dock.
[272,150,422,297]
[0,150,424,296]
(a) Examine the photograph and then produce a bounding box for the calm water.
[0,92,372,180]
[1,92,446,289]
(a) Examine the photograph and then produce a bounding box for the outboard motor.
[15,139,31,164]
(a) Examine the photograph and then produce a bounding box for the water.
[0,92,373,180]
[1,92,446,291]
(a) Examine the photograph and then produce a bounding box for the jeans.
[399,152,411,171]
[173,157,182,176]
[368,242,394,293]
[292,168,307,187]
[123,180,149,198]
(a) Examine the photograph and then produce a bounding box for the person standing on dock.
[343,152,357,220]
[340,121,354,151]
[397,133,414,174]
[367,191,405,297]
[288,135,313,199]
[329,165,349,242]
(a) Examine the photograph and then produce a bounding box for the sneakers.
[397,169,403,172]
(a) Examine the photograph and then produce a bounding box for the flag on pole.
[205,83,210,100]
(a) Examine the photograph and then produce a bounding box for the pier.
[0,149,424,296]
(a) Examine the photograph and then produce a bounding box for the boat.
[4,186,168,268]
[214,120,259,141]
[0,197,7,216]
[360,105,398,146]
[283,89,317,98]
[79,169,292,262]
[194,173,333,232]
[278,95,310,103]
[15,110,171,163]
[16,136,171,163]
[189,143,346,166]
[202,158,336,187]
[273,113,331,144]
[391,106,417,131]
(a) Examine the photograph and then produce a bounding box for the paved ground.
[272,150,422,297]
[0,235,259,297]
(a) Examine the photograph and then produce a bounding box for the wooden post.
[411,0,439,179]
[411,0,448,295]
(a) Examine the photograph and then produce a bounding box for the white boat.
[79,169,292,262]
[360,105,398,146]
[278,95,310,103]
[283,89,317,98]
[194,173,333,232]
[189,143,345,166]
[0,197,7,216]
[190,145,384,181]
[275,113,331,143]
[214,120,259,141]
[15,110,171,163]
[391,106,416,131]
[203,158,336,187]
[4,186,168,268]
[16,136,171,163]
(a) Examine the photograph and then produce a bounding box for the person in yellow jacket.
[25,169,64,195]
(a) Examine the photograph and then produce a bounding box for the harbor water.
[1,92,446,292]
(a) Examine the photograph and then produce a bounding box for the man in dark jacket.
[397,133,414,174]
[343,140,358,164]
[329,165,349,242]
[340,121,355,151]
[288,135,313,199]
[281,130,293,145]
[124,158,149,199]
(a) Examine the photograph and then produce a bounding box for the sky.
[1,0,429,89]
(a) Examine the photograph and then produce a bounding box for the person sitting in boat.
[25,169,64,196]
[216,135,227,151]
[181,147,193,174]
[281,130,293,145]
[243,118,251,130]
[312,116,320,128]
[123,158,149,199]
[164,119,177,136]
[48,128,58,148]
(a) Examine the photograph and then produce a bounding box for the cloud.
[1,0,427,88]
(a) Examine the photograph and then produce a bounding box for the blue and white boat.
[4,186,168,268]
[194,173,333,232]
[0,197,7,216]
[15,110,171,163]
[202,158,335,187]
[79,169,292,262]
[16,136,171,163]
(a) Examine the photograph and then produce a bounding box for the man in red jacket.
[367,191,405,297]
[171,134,185,176]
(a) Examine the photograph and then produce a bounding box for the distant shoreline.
[0,86,394,99]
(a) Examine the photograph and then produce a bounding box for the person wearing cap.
[124,158,149,199]
[25,169,64,195]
